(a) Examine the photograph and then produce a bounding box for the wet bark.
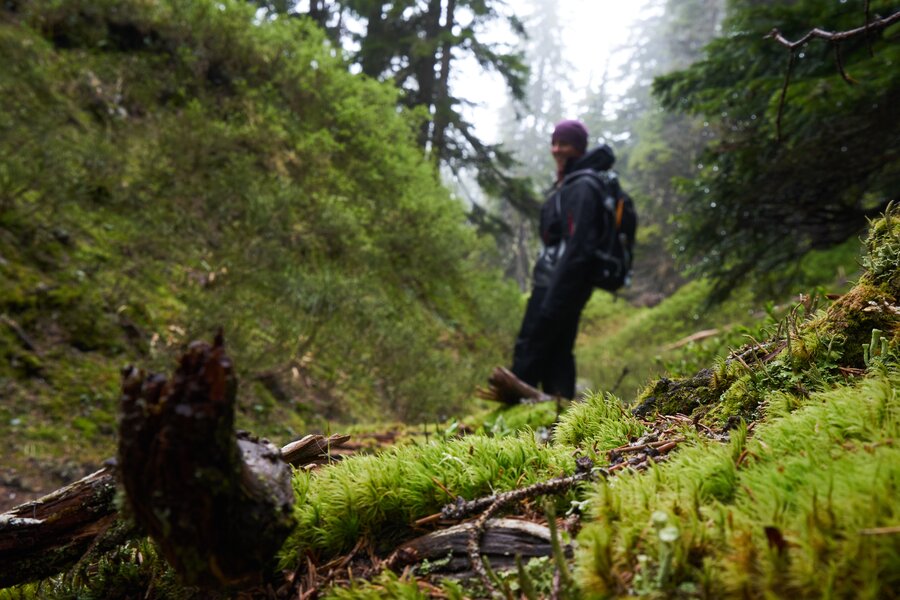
[385,518,572,573]
[116,334,294,589]
[0,467,120,588]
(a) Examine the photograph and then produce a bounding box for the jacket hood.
[566,143,615,175]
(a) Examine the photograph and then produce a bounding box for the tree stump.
[117,334,294,589]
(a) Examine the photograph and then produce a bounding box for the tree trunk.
[116,334,294,589]
[430,0,457,164]
[413,0,443,149]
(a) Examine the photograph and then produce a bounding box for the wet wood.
[0,467,120,588]
[282,433,351,467]
[477,366,552,404]
[116,334,294,589]
[385,518,572,573]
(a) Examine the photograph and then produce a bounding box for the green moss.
[554,392,646,451]
[279,433,575,564]
[480,401,561,435]
[863,205,900,286]
[576,368,900,598]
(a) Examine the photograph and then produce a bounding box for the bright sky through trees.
[457,0,652,143]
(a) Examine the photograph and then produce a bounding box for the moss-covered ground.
[2,0,898,597]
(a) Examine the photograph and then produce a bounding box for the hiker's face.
[551,141,581,167]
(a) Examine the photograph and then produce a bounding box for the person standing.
[492,119,615,401]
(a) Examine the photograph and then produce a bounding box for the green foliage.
[577,237,861,404]
[479,400,561,436]
[654,0,900,300]
[576,367,900,598]
[863,204,900,285]
[322,570,467,600]
[0,539,190,600]
[577,279,758,400]
[0,0,522,475]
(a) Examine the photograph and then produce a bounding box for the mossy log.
[0,434,345,589]
[634,207,900,422]
[116,334,294,589]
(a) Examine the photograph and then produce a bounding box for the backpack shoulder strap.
[563,169,617,217]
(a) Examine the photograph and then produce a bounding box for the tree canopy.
[654,0,899,300]
[253,0,540,223]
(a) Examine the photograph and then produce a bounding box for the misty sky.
[457,0,653,143]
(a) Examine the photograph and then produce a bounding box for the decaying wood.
[385,518,572,573]
[116,334,294,589]
[476,366,552,404]
[0,335,350,590]
[282,433,352,467]
[439,456,597,595]
[0,467,120,588]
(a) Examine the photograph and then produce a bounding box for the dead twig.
[1,314,38,353]
[609,366,630,396]
[766,11,900,49]
[437,457,599,596]
[441,457,600,522]
[765,10,900,141]
[664,329,720,351]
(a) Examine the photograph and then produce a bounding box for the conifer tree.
[654,0,899,301]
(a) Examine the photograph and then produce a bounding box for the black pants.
[511,285,592,399]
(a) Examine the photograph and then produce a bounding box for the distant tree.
[493,0,572,288]
[251,1,539,229]
[339,0,537,219]
[580,0,725,302]
[654,0,899,301]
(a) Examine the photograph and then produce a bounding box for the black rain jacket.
[532,144,615,318]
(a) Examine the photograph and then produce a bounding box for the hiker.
[494,120,616,400]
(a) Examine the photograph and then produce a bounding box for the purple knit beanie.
[551,119,589,153]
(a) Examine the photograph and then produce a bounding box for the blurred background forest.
[1,0,898,510]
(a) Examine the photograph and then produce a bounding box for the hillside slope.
[0,0,519,507]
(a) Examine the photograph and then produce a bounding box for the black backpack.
[580,170,637,292]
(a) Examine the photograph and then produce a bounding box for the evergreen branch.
[765,10,900,49]
[768,8,899,141]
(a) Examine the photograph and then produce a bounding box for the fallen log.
[477,366,552,404]
[0,466,121,588]
[385,518,573,573]
[0,336,349,589]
